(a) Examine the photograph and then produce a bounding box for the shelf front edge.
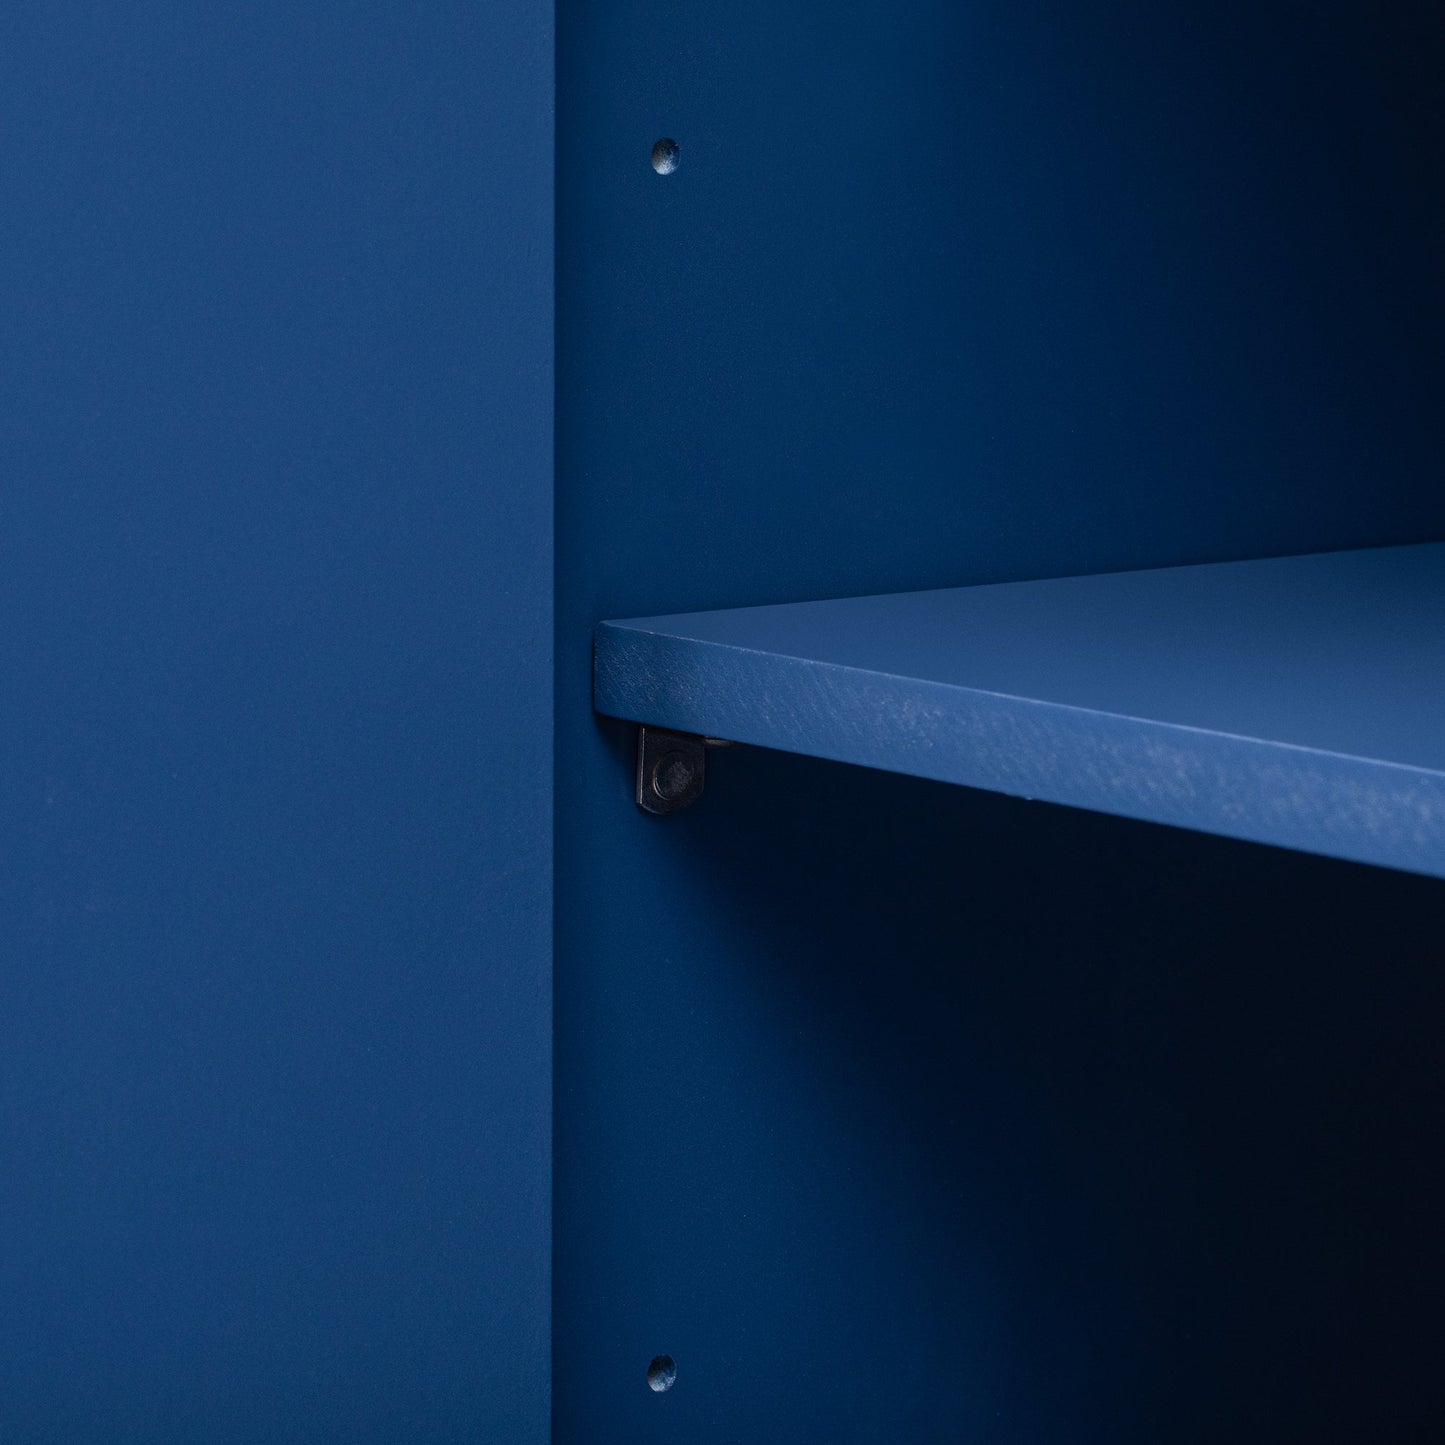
[594,620,1445,880]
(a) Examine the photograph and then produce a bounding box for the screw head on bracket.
[637,727,706,814]
[652,750,697,801]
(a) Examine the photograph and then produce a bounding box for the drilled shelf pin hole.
[651,138,680,175]
[647,1355,677,1393]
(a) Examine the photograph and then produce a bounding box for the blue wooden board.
[597,544,1445,878]
[0,5,552,1439]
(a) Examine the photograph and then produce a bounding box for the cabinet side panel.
[0,3,552,1439]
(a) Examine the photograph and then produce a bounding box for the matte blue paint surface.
[1,5,551,1440]
[597,545,1445,877]
[558,2,1445,1441]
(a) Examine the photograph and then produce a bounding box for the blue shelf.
[595,543,1445,878]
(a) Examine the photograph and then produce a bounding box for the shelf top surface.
[599,543,1445,777]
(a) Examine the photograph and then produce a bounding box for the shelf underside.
[595,543,1445,878]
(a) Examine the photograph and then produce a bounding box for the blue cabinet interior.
[557,2,1445,1441]
[1,4,552,1440]
[5,1,1443,1439]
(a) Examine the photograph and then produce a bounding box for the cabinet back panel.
[556,3,1445,1440]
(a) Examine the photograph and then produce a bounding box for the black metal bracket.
[635,727,732,815]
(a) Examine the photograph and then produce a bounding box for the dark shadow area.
[666,742,1445,1440]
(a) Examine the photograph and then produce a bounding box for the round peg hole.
[651,138,680,175]
[647,1354,677,1393]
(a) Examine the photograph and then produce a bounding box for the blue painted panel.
[0,5,551,1440]
[558,1,1445,1440]
[596,545,1445,877]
